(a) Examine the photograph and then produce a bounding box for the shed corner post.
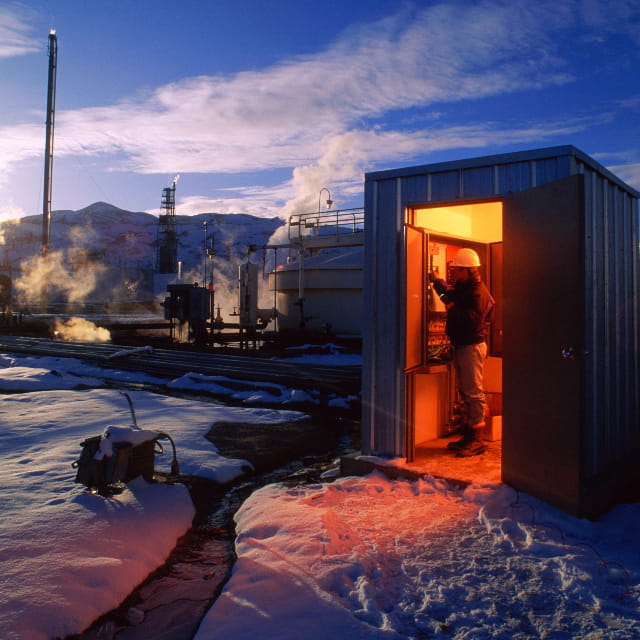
[361,178,378,455]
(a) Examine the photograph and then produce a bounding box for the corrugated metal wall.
[363,147,640,487]
[363,176,406,455]
[582,162,640,484]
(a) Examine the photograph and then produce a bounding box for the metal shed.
[362,145,640,518]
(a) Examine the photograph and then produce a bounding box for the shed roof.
[365,145,640,199]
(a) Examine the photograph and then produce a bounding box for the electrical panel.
[426,240,455,364]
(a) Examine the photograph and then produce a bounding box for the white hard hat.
[451,248,481,268]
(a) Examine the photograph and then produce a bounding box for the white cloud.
[578,0,640,46]
[0,0,638,216]
[278,115,602,213]
[176,187,290,218]
[608,162,640,191]
[0,1,581,176]
[170,115,596,219]
[0,4,39,58]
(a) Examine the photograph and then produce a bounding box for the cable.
[157,431,180,476]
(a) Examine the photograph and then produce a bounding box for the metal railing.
[288,208,364,243]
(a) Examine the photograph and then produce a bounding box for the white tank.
[268,248,363,335]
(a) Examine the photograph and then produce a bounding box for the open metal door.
[404,223,427,461]
[502,174,585,512]
[405,224,427,371]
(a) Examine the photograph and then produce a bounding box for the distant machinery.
[156,176,179,274]
[0,274,12,315]
[238,258,277,346]
[267,207,364,334]
[163,282,210,345]
[162,198,365,348]
[162,258,275,347]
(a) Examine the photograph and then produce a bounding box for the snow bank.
[0,349,358,408]
[0,365,90,390]
[168,372,319,405]
[0,390,195,639]
[0,384,307,640]
[2,478,193,640]
[196,473,640,639]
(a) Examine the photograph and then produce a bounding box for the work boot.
[446,426,473,451]
[455,426,486,457]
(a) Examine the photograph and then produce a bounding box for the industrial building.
[161,205,365,347]
[361,145,639,518]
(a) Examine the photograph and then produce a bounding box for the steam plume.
[279,131,367,218]
[14,250,107,305]
[53,317,111,342]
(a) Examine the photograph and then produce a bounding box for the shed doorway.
[404,201,503,484]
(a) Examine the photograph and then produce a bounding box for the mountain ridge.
[0,202,286,308]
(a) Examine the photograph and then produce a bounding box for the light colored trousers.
[453,342,487,428]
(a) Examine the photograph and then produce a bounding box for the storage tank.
[269,247,363,335]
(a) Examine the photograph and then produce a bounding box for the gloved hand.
[428,271,437,283]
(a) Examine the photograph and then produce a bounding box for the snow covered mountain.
[0,202,285,310]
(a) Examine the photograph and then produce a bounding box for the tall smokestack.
[42,29,57,256]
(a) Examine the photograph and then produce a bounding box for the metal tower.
[42,29,57,256]
[156,176,179,273]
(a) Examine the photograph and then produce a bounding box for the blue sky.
[0,0,639,221]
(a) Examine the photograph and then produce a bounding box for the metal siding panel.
[430,171,459,201]
[366,145,578,183]
[614,187,640,451]
[404,175,429,204]
[583,169,601,477]
[607,180,620,461]
[608,186,627,458]
[372,182,395,454]
[628,192,640,440]
[618,188,630,455]
[600,176,614,467]
[362,179,376,454]
[366,177,404,456]
[497,162,533,194]
[629,193,640,448]
[395,179,409,456]
[625,190,638,446]
[594,172,613,473]
[583,169,640,486]
[533,156,571,186]
[462,166,495,198]
[611,184,624,456]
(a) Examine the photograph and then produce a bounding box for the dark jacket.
[432,274,495,347]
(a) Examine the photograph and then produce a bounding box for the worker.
[429,248,495,457]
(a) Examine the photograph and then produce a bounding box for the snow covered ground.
[198,475,640,639]
[0,351,306,640]
[1,349,640,640]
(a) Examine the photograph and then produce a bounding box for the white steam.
[14,250,107,305]
[52,317,111,342]
[279,131,367,219]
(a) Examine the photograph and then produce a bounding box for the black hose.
[157,431,180,476]
[120,391,138,427]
